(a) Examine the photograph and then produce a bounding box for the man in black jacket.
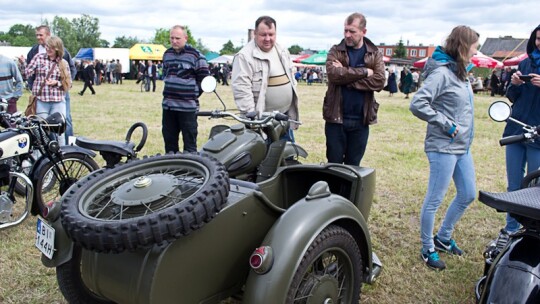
[79,60,95,96]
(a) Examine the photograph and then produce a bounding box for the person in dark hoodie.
[409,25,479,271]
[496,25,540,243]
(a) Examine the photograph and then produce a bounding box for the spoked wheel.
[56,245,113,304]
[286,225,363,304]
[60,153,229,253]
[35,153,99,214]
[521,169,540,189]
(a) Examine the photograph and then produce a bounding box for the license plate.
[35,217,55,259]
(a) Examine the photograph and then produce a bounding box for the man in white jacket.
[231,15,299,141]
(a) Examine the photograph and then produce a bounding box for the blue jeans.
[420,151,476,253]
[64,92,73,142]
[505,143,540,232]
[325,119,369,166]
[36,99,67,146]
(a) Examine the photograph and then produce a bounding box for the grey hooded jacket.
[409,55,474,154]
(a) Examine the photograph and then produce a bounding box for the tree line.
[0,14,294,58]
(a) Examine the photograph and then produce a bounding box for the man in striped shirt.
[161,25,210,153]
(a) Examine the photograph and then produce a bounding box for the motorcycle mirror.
[488,101,511,122]
[201,76,217,93]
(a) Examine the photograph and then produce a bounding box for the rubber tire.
[60,153,229,253]
[35,152,99,215]
[521,169,540,189]
[56,245,113,304]
[286,225,363,304]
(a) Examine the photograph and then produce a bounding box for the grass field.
[0,79,510,303]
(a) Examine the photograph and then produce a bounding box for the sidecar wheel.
[56,245,113,303]
[60,153,229,253]
[286,225,363,304]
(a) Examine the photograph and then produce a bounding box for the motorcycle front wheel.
[56,245,113,304]
[35,152,99,214]
[60,153,229,253]
[286,225,363,304]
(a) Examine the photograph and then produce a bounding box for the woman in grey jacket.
[409,25,479,271]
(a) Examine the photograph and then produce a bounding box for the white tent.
[0,46,31,60]
[208,55,234,64]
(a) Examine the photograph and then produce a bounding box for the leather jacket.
[323,37,385,125]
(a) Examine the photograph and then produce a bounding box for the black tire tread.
[60,153,229,253]
[285,225,363,304]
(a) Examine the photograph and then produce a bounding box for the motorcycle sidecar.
[42,154,381,304]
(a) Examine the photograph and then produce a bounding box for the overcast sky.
[0,0,538,52]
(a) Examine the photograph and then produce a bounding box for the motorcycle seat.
[75,137,136,157]
[479,186,540,220]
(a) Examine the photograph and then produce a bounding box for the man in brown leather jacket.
[323,12,385,166]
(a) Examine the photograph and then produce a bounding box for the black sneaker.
[421,249,446,270]
[434,235,463,256]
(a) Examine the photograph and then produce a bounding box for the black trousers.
[162,109,198,153]
[81,80,95,95]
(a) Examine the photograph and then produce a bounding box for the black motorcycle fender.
[28,146,96,215]
[480,235,540,303]
[283,142,308,159]
[29,145,96,181]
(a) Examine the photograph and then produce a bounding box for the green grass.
[0,80,509,303]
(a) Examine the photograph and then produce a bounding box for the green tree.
[153,26,199,49]
[71,14,103,47]
[288,44,303,55]
[220,40,239,55]
[113,36,140,48]
[153,28,170,48]
[394,38,407,58]
[52,16,77,55]
[0,24,35,46]
[99,39,110,48]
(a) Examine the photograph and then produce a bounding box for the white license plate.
[35,217,55,259]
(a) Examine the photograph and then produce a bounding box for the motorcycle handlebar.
[196,110,297,125]
[499,134,526,146]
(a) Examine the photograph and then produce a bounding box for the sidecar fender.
[243,190,372,304]
[283,142,308,159]
[40,217,74,268]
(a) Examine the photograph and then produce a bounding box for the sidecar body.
[42,158,380,303]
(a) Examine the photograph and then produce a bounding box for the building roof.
[480,37,528,60]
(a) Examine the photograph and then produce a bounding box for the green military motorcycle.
[36,77,382,303]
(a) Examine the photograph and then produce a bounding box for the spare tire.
[60,153,229,253]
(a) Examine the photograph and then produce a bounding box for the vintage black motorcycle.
[475,101,540,302]
[0,106,99,230]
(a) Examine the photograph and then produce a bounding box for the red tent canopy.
[412,52,503,69]
[292,54,312,63]
[503,53,528,66]
[413,57,428,68]
[471,52,503,69]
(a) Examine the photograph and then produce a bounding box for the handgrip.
[499,134,525,146]
[197,111,213,116]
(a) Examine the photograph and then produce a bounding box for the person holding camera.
[498,24,540,241]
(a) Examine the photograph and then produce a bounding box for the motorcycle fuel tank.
[202,124,266,177]
[0,130,30,160]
